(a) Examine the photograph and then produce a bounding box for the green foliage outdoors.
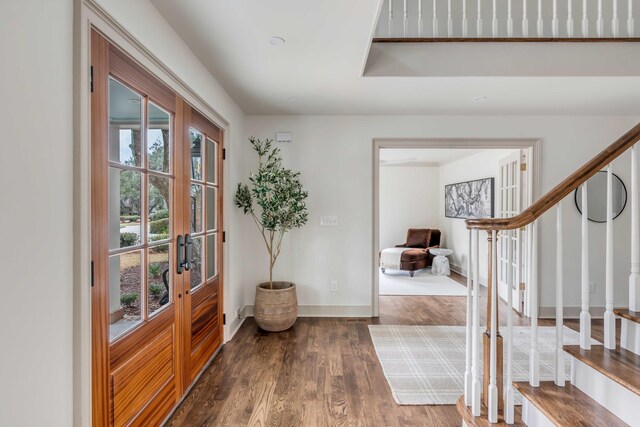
[120,292,139,307]
[234,137,308,288]
[120,232,139,247]
[149,283,165,297]
[149,218,169,234]
[148,263,163,278]
[120,215,140,223]
[150,209,169,221]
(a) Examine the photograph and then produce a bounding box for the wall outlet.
[320,215,338,227]
[590,282,596,294]
[330,280,338,292]
[237,307,244,319]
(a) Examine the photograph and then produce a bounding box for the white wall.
[244,115,640,315]
[438,149,519,283]
[0,1,74,426]
[379,165,440,251]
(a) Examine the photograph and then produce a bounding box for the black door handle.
[177,234,185,274]
[184,234,193,271]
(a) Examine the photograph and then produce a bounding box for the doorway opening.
[372,139,540,323]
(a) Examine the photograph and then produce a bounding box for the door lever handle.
[177,234,185,274]
[184,234,193,271]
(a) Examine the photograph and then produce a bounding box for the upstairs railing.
[462,122,640,423]
[376,0,640,40]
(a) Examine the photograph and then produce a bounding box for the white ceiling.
[380,148,486,166]
[150,0,640,115]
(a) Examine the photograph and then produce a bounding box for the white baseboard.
[450,263,488,287]
[539,306,605,319]
[226,309,246,343]
[244,305,372,318]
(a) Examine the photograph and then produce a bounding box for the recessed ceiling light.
[473,96,488,103]
[268,36,286,46]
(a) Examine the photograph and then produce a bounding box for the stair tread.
[455,395,526,426]
[564,345,640,395]
[614,308,640,324]
[513,381,627,427]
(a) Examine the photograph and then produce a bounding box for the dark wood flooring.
[166,272,607,426]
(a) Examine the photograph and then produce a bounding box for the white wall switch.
[330,280,338,292]
[276,132,292,143]
[320,215,338,227]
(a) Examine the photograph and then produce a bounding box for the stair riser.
[521,401,555,427]
[570,356,639,426]
[620,318,640,356]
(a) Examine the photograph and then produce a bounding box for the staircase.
[458,123,640,426]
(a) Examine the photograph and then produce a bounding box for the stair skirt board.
[521,401,555,427]
[620,318,640,355]
[570,356,638,426]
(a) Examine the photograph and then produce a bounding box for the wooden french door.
[91,30,223,426]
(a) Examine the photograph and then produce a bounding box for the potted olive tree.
[235,137,308,331]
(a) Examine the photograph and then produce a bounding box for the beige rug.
[368,325,599,405]
[379,269,467,296]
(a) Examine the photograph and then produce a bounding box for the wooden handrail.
[466,122,640,231]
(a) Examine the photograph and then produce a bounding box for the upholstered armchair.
[381,228,441,277]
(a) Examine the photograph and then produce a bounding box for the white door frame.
[371,138,541,317]
[74,2,233,425]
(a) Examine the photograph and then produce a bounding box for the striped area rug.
[368,325,599,405]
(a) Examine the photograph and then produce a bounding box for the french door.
[498,150,526,313]
[91,30,223,426]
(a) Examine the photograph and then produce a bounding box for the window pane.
[189,236,203,289]
[148,244,170,317]
[109,78,142,167]
[109,250,142,340]
[148,175,170,242]
[206,187,217,231]
[206,138,217,184]
[148,102,170,173]
[190,184,203,234]
[109,168,142,250]
[190,129,203,181]
[206,233,217,280]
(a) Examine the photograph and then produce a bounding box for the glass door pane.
[107,76,175,340]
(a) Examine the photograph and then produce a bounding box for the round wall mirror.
[574,171,627,223]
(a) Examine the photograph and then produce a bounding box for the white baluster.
[493,0,499,37]
[537,0,544,37]
[530,221,540,386]
[597,0,604,37]
[582,0,589,37]
[508,0,514,37]
[464,229,473,406]
[447,0,453,36]
[552,0,559,37]
[418,0,424,37]
[403,0,408,37]
[613,0,620,37]
[631,146,640,312]
[523,0,529,37]
[471,229,481,416]
[628,0,635,37]
[605,165,616,349]
[433,0,439,37]
[580,183,592,349]
[505,229,515,424]
[477,0,483,37]
[389,0,394,37]
[462,0,468,37]
[488,230,499,423]
[555,203,566,386]
[568,0,575,37]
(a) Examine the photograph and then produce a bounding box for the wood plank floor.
[166,272,607,427]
